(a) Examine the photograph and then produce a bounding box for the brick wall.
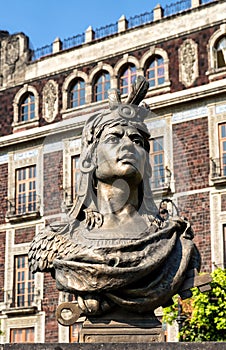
[178,191,211,273]
[14,226,36,245]
[173,116,211,272]
[44,151,63,216]
[173,117,209,193]
[42,272,59,342]
[0,163,8,224]
[164,27,216,92]
[0,88,14,136]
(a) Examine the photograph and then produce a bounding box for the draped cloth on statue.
[49,219,200,313]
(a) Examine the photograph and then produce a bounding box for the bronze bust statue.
[29,76,200,320]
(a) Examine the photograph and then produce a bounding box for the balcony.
[151,166,172,197]
[2,288,39,316]
[210,157,226,185]
[6,195,41,223]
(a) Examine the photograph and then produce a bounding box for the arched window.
[68,79,85,108]
[119,64,137,95]
[19,93,35,122]
[215,36,226,68]
[93,71,110,102]
[145,55,165,88]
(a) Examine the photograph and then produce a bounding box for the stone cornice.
[147,78,226,110]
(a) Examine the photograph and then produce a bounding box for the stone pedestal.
[79,309,164,343]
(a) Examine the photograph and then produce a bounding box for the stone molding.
[88,62,114,84]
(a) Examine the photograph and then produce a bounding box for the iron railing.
[13,294,34,308]
[128,11,154,29]
[32,44,53,61]
[5,288,38,309]
[62,33,85,50]
[31,0,215,61]
[164,0,191,17]
[95,23,118,39]
[151,167,172,190]
[210,157,226,178]
[7,195,40,216]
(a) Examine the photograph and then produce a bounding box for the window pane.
[158,67,165,76]
[71,155,81,202]
[14,255,35,308]
[94,72,110,101]
[150,136,165,189]
[157,57,164,65]
[216,37,226,68]
[158,77,165,85]
[119,64,137,95]
[16,165,36,214]
[146,55,165,88]
[221,125,226,138]
[219,123,226,177]
[19,93,35,122]
[10,328,34,343]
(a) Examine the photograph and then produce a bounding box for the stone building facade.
[0,0,226,343]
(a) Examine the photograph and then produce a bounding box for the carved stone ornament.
[6,37,19,66]
[29,76,201,325]
[42,80,58,122]
[179,39,198,87]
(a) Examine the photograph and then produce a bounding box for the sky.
[1,0,171,50]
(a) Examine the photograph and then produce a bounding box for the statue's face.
[95,123,147,183]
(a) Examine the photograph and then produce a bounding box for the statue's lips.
[118,153,137,164]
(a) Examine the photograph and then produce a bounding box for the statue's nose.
[120,135,134,149]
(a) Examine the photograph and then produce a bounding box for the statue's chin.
[96,166,143,183]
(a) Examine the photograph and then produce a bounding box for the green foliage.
[163,268,226,341]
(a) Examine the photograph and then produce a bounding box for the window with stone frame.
[10,327,34,343]
[218,123,226,177]
[13,85,39,131]
[150,137,165,189]
[119,63,137,95]
[214,36,226,69]
[13,255,35,308]
[145,55,165,88]
[71,155,81,203]
[19,92,35,122]
[93,71,110,102]
[15,165,37,215]
[68,78,85,108]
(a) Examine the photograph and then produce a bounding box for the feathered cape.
[29,217,200,313]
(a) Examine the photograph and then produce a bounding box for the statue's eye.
[131,137,144,147]
[105,134,120,144]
